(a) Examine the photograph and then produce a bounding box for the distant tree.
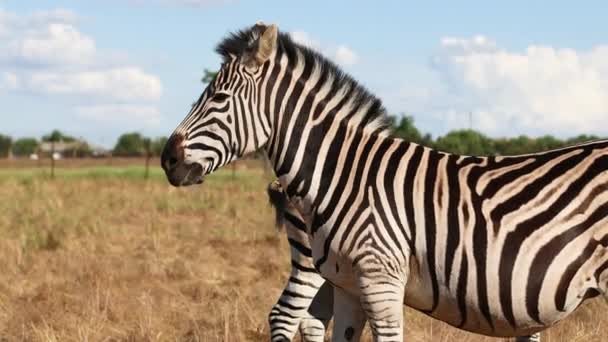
[151,136,168,156]
[42,130,76,142]
[493,135,537,155]
[12,138,38,157]
[566,134,599,145]
[0,134,12,158]
[389,115,434,147]
[535,135,564,152]
[392,115,422,142]
[113,132,146,156]
[434,129,495,156]
[202,69,218,84]
[420,133,434,148]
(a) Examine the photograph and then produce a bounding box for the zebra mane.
[216,25,394,136]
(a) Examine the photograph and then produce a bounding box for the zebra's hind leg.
[515,333,541,342]
[268,273,328,341]
[331,287,366,342]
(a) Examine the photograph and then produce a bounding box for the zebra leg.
[299,281,333,341]
[331,287,366,342]
[515,333,540,342]
[268,271,327,341]
[358,280,404,342]
[355,251,406,342]
[267,180,331,341]
[268,248,332,342]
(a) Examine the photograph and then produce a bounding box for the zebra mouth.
[166,162,204,187]
[180,163,204,186]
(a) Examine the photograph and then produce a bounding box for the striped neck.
[260,41,391,205]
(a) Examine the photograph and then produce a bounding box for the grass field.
[0,160,605,341]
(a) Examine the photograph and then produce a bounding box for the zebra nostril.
[161,134,185,173]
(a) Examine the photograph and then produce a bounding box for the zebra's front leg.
[359,279,404,342]
[331,287,367,342]
[355,253,406,342]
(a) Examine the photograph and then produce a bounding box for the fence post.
[50,140,55,179]
[144,138,151,179]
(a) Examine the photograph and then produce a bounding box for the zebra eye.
[213,93,230,102]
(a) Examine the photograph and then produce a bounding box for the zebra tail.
[267,180,288,232]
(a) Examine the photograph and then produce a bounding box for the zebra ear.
[242,23,277,69]
[253,24,278,66]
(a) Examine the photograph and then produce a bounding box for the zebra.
[267,180,333,341]
[161,22,608,341]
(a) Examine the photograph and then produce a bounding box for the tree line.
[389,115,600,155]
[0,130,167,158]
[0,117,602,159]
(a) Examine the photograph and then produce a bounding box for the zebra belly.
[404,257,602,338]
[417,294,547,338]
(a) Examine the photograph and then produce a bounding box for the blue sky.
[1,1,607,147]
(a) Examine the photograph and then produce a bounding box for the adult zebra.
[161,22,608,341]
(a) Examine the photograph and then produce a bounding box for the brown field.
[0,159,605,341]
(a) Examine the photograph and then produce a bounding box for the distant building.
[38,140,90,158]
[89,144,111,158]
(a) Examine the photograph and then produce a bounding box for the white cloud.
[5,22,96,66]
[76,104,161,126]
[161,0,235,5]
[127,0,235,6]
[334,45,359,66]
[289,31,360,67]
[27,68,162,101]
[0,8,162,123]
[290,31,321,51]
[28,8,79,26]
[417,36,608,136]
[0,71,18,90]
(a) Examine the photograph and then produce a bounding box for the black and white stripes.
[266,180,332,341]
[161,22,607,341]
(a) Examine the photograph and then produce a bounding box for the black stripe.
[456,253,469,328]
[284,212,307,232]
[444,154,461,287]
[423,150,443,312]
[381,143,413,251]
[467,163,493,330]
[288,238,312,257]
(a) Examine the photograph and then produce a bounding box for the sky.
[1,0,607,147]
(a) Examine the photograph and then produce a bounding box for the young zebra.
[267,180,333,341]
[161,22,608,341]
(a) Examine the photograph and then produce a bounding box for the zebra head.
[162,22,278,186]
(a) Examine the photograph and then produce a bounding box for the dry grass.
[0,161,605,341]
